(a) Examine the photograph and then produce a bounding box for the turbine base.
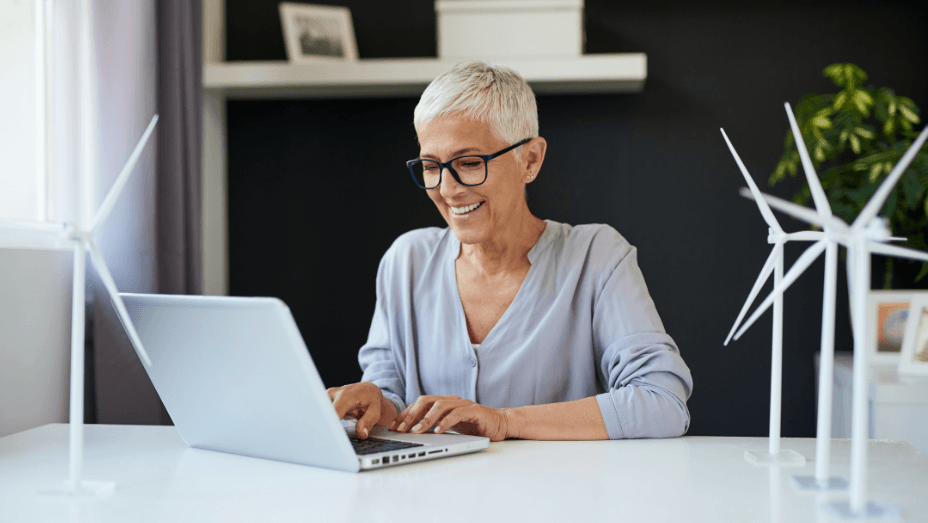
[744,448,806,466]
[37,480,115,499]
[791,475,848,491]
[822,500,900,520]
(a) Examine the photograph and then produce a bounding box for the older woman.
[328,61,692,441]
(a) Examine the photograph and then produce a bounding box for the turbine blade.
[785,230,825,242]
[785,102,832,218]
[90,115,159,232]
[740,188,849,233]
[734,239,827,340]
[721,128,784,233]
[86,239,153,367]
[867,241,928,264]
[725,243,783,345]
[853,124,928,231]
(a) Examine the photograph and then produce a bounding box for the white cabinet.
[817,352,928,455]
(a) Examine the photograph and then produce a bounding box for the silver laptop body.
[119,293,489,472]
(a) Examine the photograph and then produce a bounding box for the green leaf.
[833,91,848,110]
[915,263,928,283]
[900,105,920,124]
[812,114,832,129]
[869,162,882,182]
[857,90,874,105]
[902,170,925,209]
[850,134,861,154]
[854,126,874,139]
[884,118,895,135]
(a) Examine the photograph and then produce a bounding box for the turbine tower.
[720,128,815,466]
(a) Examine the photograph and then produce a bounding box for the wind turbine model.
[719,127,812,467]
[0,115,158,497]
[0,0,156,496]
[734,122,928,518]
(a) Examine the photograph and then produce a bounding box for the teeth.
[451,202,482,215]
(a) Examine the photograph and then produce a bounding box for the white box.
[436,0,583,59]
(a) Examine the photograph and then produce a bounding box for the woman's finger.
[410,399,460,434]
[355,399,380,439]
[437,406,507,441]
[326,386,342,402]
[333,388,371,421]
[434,406,482,433]
[391,396,437,432]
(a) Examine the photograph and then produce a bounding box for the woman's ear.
[522,137,547,181]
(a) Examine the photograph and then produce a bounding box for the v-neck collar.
[446,220,557,353]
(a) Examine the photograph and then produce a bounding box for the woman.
[328,61,692,441]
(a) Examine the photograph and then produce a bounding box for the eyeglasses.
[406,138,532,189]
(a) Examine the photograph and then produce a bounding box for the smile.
[450,202,483,215]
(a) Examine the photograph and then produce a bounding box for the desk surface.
[1,424,927,523]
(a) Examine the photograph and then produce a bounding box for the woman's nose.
[439,167,463,197]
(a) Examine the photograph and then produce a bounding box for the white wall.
[0,250,71,438]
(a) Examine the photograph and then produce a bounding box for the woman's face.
[416,116,529,247]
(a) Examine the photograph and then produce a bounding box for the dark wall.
[226,0,928,437]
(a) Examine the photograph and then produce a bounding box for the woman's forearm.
[504,396,609,441]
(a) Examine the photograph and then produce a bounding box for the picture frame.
[866,290,922,363]
[279,3,358,63]
[898,294,928,376]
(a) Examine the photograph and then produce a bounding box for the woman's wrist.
[501,407,521,440]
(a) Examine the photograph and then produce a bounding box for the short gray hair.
[414,61,539,146]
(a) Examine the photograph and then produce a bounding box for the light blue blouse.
[358,220,693,439]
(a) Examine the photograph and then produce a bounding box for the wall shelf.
[203,54,647,99]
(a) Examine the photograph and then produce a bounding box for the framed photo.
[898,295,928,376]
[867,291,923,363]
[279,3,358,63]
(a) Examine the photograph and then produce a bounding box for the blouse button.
[469,357,477,367]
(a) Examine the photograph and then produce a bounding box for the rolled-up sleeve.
[592,246,693,439]
[358,249,408,413]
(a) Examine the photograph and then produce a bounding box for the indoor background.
[222,0,928,439]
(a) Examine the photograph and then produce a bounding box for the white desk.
[2,424,927,523]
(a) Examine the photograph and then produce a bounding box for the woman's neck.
[458,212,546,276]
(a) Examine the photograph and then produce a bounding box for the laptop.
[119,293,490,472]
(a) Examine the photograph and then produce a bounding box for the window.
[0,0,49,222]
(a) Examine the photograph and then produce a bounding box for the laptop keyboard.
[348,435,424,456]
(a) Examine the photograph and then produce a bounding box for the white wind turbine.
[0,115,158,497]
[719,127,814,467]
[733,119,928,518]
[1,0,156,495]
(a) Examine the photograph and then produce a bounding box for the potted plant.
[770,63,928,288]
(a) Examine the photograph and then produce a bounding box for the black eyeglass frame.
[406,137,533,189]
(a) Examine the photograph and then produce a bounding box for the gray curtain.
[157,0,203,298]
[92,0,202,425]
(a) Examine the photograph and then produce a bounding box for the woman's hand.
[327,382,398,439]
[389,395,510,442]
